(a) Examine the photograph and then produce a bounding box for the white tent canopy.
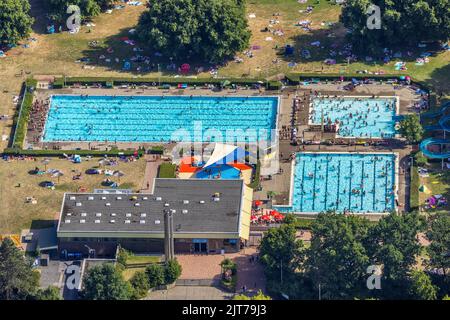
[203,143,245,169]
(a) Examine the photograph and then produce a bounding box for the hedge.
[267,81,282,90]
[2,148,147,157]
[25,78,38,88]
[158,163,176,178]
[248,161,261,189]
[285,72,408,84]
[293,217,314,230]
[52,76,282,90]
[12,88,34,148]
[410,165,420,211]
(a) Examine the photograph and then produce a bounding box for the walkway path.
[176,247,266,295]
[140,154,161,193]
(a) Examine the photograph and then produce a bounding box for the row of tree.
[2,0,448,60]
[67,254,182,300]
[0,238,182,300]
[45,0,114,23]
[259,212,449,300]
[340,0,450,55]
[0,238,60,300]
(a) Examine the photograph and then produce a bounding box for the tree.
[0,238,40,300]
[367,213,426,299]
[340,0,450,55]
[304,213,371,299]
[136,0,251,63]
[259,223,303,276]
[233,290,272,300]
[426,212,450,277]
[129,271,150,299]
[164,259,182,285]
[399,114,424,144]
[0,0,34,45]
[82,263,132,300]
[35,286,61,300]
[45,0,103,23]
[145,263,165,288]
[259,221,304,298]
[409,270,438,300]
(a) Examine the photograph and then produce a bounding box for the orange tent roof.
[228,161,252,171]
[178,156,202,173]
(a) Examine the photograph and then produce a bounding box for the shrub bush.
[414,152,428,167]
[164,259,182,285]
[267,81,282,90]
[145,263,165,288]
[220,258,237,275]
[116,247,130,267]
[248,161,260,189]
[130,271,150,299]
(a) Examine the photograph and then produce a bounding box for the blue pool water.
[274,153,397,214]
[43,95,278,142]
[195,165,241,179]
[309,97,397,138]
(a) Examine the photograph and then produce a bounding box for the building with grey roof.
[57,179,253,258]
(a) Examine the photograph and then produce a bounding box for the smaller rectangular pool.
[309,97,398,138]
[274,152,398,214]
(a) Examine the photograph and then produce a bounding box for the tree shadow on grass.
[278,25,448,75]
[29,0,52,36]
[422,63,450,95]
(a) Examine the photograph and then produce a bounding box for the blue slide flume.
[420,101,450,159]
[419,138,450,159]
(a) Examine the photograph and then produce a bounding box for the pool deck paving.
[31,83,419,219]
[140,154,161,193]
[175,247,266,295]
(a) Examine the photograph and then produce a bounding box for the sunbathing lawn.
[0,157,146,233]
[418,163,450,213]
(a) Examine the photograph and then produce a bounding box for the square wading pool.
[42,95,280,143]
[274,152,399,215]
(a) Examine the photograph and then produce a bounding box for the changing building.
[57,179,252,258]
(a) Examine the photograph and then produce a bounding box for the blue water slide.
[420,101,450,158]
[419,138,450,159]
[421,101,450,119]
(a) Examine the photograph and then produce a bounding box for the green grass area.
[122,267,146,281]
[117,182,135,189]
[126,255,161,265]
[410,166,420,211]
[420,167,450,212]
[158,163,176,178]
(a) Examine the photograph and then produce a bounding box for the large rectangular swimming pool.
[274,152,397,214]
[42,95,279,142]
